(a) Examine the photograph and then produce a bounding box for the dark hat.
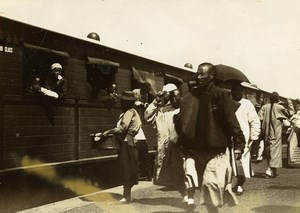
[119,91,138,101]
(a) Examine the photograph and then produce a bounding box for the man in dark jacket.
[176,62,245,212]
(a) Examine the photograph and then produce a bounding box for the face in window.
[111,83,117,93]
[51,68,63,79]
[106,83,117,94]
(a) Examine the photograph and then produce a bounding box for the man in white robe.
[144,83,186,198]
[231,83,260,194]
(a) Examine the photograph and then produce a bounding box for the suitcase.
[91,134,120,150]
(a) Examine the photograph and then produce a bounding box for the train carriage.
[1,15,299,178]
[0,16,193,174]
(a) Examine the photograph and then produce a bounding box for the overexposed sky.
[1,0,300,99]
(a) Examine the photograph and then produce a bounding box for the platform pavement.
[17,160,300,213]
[17,181,155,213]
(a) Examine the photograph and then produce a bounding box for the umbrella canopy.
[215,64,250,83]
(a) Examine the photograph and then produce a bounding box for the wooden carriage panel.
[78,107,120,159]
[65,58,89,99]
[115,68,132,93]
[2,104,76,169]
[2,152,76,169]
[0,46,22,95]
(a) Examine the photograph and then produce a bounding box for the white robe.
[144,100,180,183]
[235,98,260,178]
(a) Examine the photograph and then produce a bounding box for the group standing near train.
[1,16,300,213]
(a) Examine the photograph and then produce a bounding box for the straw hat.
[119,91,138,101]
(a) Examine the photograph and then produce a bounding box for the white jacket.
[235,98,261,144]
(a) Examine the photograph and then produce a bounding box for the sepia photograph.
[0,0,300,212]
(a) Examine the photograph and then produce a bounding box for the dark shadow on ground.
[252,205,300,213]
[253,172,268,179]
[158,186,178,192]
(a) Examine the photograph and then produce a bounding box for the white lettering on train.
[0,46,14,53]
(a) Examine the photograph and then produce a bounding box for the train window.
[22,43,69,99]
[85,56,119,98]
[22,43,69,126]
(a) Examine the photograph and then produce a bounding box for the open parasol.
[215,64,250,83]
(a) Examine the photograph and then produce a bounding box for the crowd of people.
[92,62,298,212]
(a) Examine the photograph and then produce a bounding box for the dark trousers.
[136,140,152,180]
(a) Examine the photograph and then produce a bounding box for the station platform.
[18,181,154,213]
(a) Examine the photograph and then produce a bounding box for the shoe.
[187,198,195,205]
[182,195,188,203]
[236,186,244,196]
[186,198,196,210]
[119,197,131,204]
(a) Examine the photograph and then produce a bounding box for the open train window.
[22,43,68,98]
[85,56,119,98]
[22,43,69,126]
